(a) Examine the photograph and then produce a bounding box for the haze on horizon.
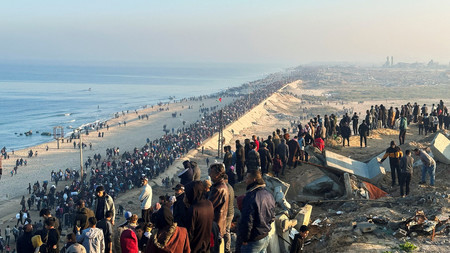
[1,0,450,66]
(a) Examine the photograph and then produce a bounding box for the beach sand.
[0,95,233,223]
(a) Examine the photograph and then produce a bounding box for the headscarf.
[184,181,205,205]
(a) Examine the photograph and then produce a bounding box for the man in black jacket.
[16,224,34,253]
[235,140,245,182]
[239,170,275,252]
[172,184,188,227]
[358,120,370,147]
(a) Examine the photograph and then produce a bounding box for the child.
[272,154,282,177]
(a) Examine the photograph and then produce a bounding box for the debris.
[357,222,377,233]
[295,204,313,229]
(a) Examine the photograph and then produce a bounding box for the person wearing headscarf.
[184,181,214,253]
[145,206,190,253]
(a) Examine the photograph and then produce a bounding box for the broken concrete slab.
[431,133,450,164]
[303,175,342,197]
[295,204,313,230]
[263,174,290,196]
[325,150,385,183]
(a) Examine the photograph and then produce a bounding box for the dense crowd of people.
[1,75,447,252]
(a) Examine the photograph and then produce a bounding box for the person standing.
[414,148,436,186]
[235,140,246,182]
[16,224,34,253]
[399,114,407,145]
[239,170,276,252]
[287,136,300,170]
[4,226,10,246]
[76,217,104,253]
[139,177,152,224]
[380,141,403,186]
[223,175,235,253]
[172,184,188,228]
[351,112,359,135]
[358,120,370,148]
[44,218,60,253]
[258,143,272,174]
[92,186,115,225]
[276,139,289,176]
[208,162,229,251]
[96,211,114,253]
[73,200,95,234]
[399,150,414,197]
[184,181,214,253]
[246,142,261,172]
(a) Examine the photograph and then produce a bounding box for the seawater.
[0,62,282,151]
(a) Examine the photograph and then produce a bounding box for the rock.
[303,176,340,195]
[357,222,377,233]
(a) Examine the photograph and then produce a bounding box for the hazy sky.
[1,0,450,65]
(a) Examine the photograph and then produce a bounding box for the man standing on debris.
[399,150,414,197]
[414,148,436,186]
[380,141,403,187]
[358,120,370,148]
[399,114,408,145]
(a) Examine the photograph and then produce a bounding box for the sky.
[1,0,450,66]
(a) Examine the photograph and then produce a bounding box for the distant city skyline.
[1,0,450,65]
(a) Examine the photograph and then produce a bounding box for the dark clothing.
[186,199,214,253]
[208,179,229,237]
[287,139,300,167]
[400,155,414,174]
[235,144,245,182]
[73,207,95,233]
[47,228,60,253]
[381,146,403,186]
[246,149,261,172]
[97,218,113,253]
[223,151,233,170]
[17,231,34,253]
[400,172,411,196]
[290,234,306,253]
[239,183,275,243]
[173,193,188,228]
[179,168,194,186]
[95,196,106,221]
[258,148,272,174]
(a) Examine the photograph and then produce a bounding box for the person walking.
[276,139,289,176]
[96,211,114,253]
[380,141,403,186]
[73,200,95,234]
[414,148,436,186]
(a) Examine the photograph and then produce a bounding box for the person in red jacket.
[120,229,138,253]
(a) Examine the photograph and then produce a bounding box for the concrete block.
[343,173,353,199]
[295,204,313,229]
[263,174,290,196]
[325,151,385,183]
[431,133,450,164]
[357,222,377,233]
[267,221,282,253]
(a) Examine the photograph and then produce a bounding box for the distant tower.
[391,56,394,66]
[384,56,390,67]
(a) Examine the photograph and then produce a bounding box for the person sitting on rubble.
[290,225,310,253]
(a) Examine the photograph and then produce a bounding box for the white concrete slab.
[325,151,385,182]
[431,133,450,164]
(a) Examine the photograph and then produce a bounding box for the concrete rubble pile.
[262,175,313,253]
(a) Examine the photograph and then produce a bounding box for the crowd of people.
[2,73,447,252]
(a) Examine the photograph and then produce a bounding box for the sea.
[0,62,284,151]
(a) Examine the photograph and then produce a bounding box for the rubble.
[431,133,450,164]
